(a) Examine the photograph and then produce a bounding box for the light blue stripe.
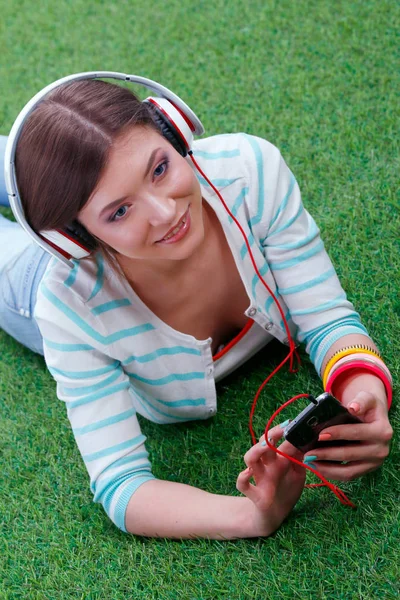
[290,292,347,317]
[269,172,296,229]
[43,339,95,352]
[63,260,79,288]
[269,240,324,270]
[113,474,156,532]
[299,315,364,343]
[196,176,239,187]
[65,380,130,409]
[245,135,265,227]
[134,388,202,422]
[102,466,154,522]
[240,232,255,260]
[154,396,206,408]
[194,149,240,159]
[128,371,205,386]
[88,254,104,301]
[138,394,203,421]
[267,203,304,239]
[121,345,201,366]
[61,369,121,396]
[91,298,132,316]
[73,408,137,435]
[264,293,279,315]
[133,393,172,424]
[279,309,293,331]
[278,268,336,296]
[312,322,368,372]
[41,282,154,344]
[94,451,150,485]
[83,433,146,462]
[304,316,368,365]
[93,463,152,503]
[268,219,319,250]
[49,360,120,379]
[228,187,249,224]
[251,263,269,299]
[313,325,369,375]
[307,318,367,365]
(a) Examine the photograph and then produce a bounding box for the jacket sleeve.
[244,134,371,375]
[34,278,155,532]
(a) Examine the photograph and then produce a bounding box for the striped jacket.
[34,133,369,531]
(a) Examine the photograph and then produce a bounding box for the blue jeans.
[0,135,49,354]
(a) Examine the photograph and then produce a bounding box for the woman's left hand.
[303,381,393,481]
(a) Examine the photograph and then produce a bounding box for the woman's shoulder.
[193,132,281,161]
[38,251,111,307]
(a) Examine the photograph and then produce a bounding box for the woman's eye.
[153,159,169,179]
[110,205,128,222]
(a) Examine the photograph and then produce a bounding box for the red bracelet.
[325,360,392,409]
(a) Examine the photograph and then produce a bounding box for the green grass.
[0,0,399,598]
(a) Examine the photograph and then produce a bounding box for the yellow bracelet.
[322,344,382,389]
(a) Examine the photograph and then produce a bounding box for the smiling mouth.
[156,207,190,243]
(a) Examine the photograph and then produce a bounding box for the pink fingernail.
[318,433,332,441]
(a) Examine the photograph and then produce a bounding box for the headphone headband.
[4,71,205,266]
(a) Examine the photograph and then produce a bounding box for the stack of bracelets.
[322,344,393,409]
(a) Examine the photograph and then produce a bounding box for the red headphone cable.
[189,151,356,508]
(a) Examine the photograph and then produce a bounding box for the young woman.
[0,78,393,539]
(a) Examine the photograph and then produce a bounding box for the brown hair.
[15,79,158,236]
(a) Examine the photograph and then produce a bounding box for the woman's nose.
[145,194,177,226]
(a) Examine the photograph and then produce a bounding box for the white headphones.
[4,71,205,267]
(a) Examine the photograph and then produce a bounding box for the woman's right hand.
[236,425,306,537]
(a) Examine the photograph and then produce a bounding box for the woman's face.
[78,126,205,268]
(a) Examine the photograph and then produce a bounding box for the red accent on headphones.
[147,98,191,151]
[169,100,196,132]
[40,234,72,260]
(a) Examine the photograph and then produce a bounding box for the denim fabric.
[0,135,8,207]
[0,134,51,354]
[0,239,49,355]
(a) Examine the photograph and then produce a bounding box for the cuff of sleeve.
[113,474,156,533]
[313,326,370,375]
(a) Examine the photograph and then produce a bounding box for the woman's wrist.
[331,369,388,410]
[240,498,280,538]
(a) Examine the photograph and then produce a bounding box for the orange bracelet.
[326,353,392,386]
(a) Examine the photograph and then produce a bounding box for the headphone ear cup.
[146,102,187,156]
[64,220,97,252]
[40,220,97,260]
[144,97,196,156]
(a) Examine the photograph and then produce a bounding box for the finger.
[346,391,377,417]
[258,425,285,465]
[304,442,389,463]
[309,460,383,482]
[236,467,258,502]
[276,439,305,462]
[244,442,275,480]
[246,427,284,468]
[316,418,392,442]
[258,435,270,467]
[274,439,306,474]
[262,424,285,445]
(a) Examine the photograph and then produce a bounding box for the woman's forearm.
[124,479,267,539]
